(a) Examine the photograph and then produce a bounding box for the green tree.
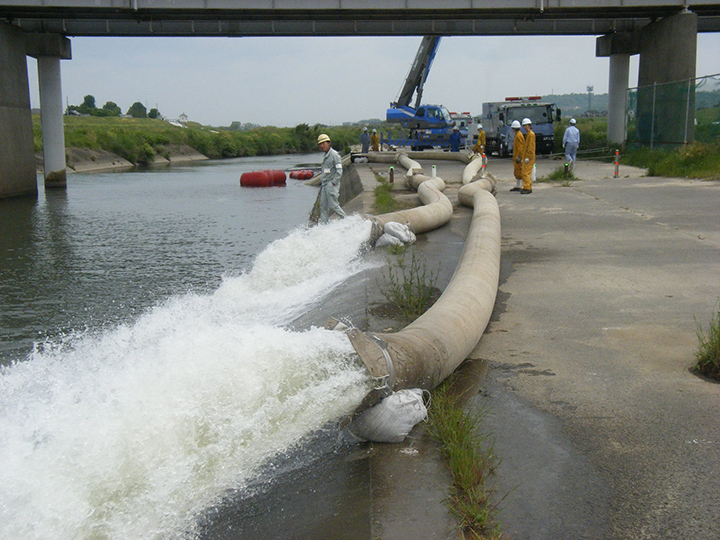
[76,94,97,115]
[98,101,122,117]
[294,123,318,153]
[127,102,147,118]
[148,108,160,119]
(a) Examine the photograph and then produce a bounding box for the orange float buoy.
[240,170,271,187]
[240,169,286,187]
[266,169,286,185]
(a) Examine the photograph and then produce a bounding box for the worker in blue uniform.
[360,127,371,153]
[317,133,347,223]
[449,126,462,152]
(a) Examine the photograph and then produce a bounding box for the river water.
[0,155,377,539]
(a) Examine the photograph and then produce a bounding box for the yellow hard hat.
[317,134,331,144]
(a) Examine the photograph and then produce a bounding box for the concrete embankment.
[36,144,208,174]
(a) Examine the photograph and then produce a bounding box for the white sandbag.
[374,233,404,248]
[384,221,416,244]
[349,389,428,443]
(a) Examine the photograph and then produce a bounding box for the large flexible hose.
[347,175,500,411]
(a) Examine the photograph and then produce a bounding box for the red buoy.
[266,169,286,185]
[240,170,270,187]
[240,169,286,187]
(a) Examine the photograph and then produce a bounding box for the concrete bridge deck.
[2,0,720,36]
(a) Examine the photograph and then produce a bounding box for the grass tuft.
[692,307,720,380]
[426,383,503,540]
[538,165,577,185]
[373,174,402,214]
[377,247,439,321]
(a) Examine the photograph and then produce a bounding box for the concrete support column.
[26,32,72,190]
[596,31,639,149]
[0,22,37,199]
[637,10,697,145]
[607,53,630,146]
[37,56,67,188]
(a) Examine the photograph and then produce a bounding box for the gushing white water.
[0,216,374,540]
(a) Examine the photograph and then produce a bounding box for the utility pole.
[587,85,594,113]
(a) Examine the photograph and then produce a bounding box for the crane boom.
[393,36,442,110]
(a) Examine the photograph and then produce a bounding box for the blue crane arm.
[392,36,442,110]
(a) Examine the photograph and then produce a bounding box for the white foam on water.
[0,216,375,540]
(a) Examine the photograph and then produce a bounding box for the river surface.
[0,155,376,539]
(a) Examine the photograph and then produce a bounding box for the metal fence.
[626,73,720,148]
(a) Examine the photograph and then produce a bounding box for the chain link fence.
[627,73,720,148]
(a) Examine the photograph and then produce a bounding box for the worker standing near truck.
[472,124,486,156]
[520,118,535,194]
[449,126,462,152]
[317,133,347,223]
[510,120,525,192]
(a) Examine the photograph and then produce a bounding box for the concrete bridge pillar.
[607,53,630,146]
[0,22,37,199]
[27,33,72,189]
[637,9,697,145]
[597,9,697,147]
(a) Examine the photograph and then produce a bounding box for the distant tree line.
[66,95,160,119]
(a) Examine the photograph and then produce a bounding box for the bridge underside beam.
[3,6,720,37]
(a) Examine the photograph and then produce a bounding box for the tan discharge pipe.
[348,168,500,412]
[370,153,453,235]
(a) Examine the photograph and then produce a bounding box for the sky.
[26,33,720,128]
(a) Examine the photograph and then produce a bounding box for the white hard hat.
[478,124,483,129]
[317,133,331,144]
[372,128,377,132]
[453,126,459,130]
[522,118,532,126]
[570,118,577,124]
[363,126,368,131]
[511,120,522,129]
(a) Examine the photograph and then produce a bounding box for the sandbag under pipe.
[347,178,500,410]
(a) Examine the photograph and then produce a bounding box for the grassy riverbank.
[32,115,372,165]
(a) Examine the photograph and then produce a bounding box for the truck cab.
[386,104,454,130]
[482,97,561,157]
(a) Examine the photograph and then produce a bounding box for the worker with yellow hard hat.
[317,134,347,223]
[472,124,486,156]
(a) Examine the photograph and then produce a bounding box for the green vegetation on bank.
[693,308,720,380]
[622,142,720,179]
[32,114,367,164]
[426,383,502,540]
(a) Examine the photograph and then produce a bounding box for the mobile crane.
[384,36,457,150]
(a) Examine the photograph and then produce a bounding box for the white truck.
[473,97,561,157]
